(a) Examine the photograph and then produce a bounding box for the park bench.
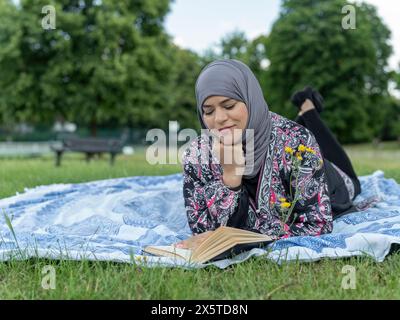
[50,136,126,166]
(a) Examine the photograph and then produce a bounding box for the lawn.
[0,143,399,299]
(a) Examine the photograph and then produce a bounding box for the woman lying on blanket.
[176,59,361,249]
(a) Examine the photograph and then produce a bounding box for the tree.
[202,31,271,104]
[220,30,248,60]
[386,70,400,141]
[264,0,393,143]
[168,46,202,131]
[0,0,188,135]
[0,0,24,125]
[380,96,400,141]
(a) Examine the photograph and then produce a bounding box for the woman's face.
[202,95,249,145]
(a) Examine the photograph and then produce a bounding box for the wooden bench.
[51,136,126,166]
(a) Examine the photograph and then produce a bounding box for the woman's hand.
[211,137,245,188]
[174,231,213,250]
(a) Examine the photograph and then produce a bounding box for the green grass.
[0,143,400,299]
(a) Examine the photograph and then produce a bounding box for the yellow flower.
[285,146,294,154]
[298,144,306,152]
[280,202,291,208]
[295,152,303,161]
[306,147,316,154]
[279,197,286,202]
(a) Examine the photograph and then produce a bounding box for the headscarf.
[195,59,272,179]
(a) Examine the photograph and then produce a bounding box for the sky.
[164,0,400,71]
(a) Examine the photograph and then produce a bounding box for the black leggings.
[295,109,361,197]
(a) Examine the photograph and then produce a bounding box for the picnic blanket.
[0,170,399,269]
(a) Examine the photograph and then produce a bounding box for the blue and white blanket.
[0,170,399,269]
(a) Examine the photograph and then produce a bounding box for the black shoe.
[291,86,324,114]
[311,89,324,114]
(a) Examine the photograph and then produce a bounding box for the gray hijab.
[195,59,272,179]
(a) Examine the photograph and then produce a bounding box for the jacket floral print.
[182,112,333,239]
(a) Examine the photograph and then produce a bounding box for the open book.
[142,226,274,264]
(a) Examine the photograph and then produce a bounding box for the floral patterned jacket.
[182,112,333,239]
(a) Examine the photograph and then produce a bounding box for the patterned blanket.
[0,170,399,268]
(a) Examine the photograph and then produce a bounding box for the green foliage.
[265,0,393,143]
[202,2,397,144]
[202,31,270,103]
[0,0,23,124]
[0,0,398,143]
[220,30,249,60]
[168,46,203,131]
[381,96,400,140]
[0,0,201,134]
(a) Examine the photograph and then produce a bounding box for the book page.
[194,235,270,263]
[143,227,274,264]
[143,245,193,261]
[192,227,273,263]
[194,226,272,254]
[218,226,273,240]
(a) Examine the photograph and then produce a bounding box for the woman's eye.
[203,103,235,115]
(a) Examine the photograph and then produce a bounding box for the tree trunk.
[90,116,97,137]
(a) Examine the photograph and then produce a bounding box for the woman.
[176,59,361,248]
